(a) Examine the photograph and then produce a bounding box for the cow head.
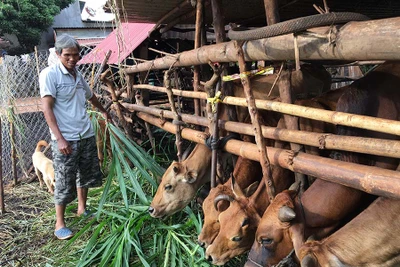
[198,183,232,248]
[198,178,259,249]
[149,144,212,218]
[245,190,300,267]
[205,176,262,265]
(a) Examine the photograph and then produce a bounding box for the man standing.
[39,34,110,240]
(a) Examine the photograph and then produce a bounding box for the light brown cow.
[148,143,213,218]
[299,197,400,267]
[197,156,263,248]
[149,64,331,218]
[245,62,400,267]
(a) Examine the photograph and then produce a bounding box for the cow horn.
[288,181,300,192]
[278,206,296,222]
[214,194,234,210]
[301,254,318,267]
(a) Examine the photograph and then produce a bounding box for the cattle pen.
[1,0,400,266]
[107,0,400,265]
[106,13,400,199]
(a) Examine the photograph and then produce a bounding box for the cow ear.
[231,175,245,198]
[243,181,259,197]
[182,169,198,183]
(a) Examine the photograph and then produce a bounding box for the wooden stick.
[236,41,275,201]
[0,116,5,214]
[164,69,184,161]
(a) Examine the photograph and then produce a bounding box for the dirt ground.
[0,175,55,266]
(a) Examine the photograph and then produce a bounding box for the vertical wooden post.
[165,69,184,161]
[10,116,17,186]
[0,116,5,214]
[211,0,226,43]
[209,0,232,187]
[279,69,307,192]
[236,41,275,201]
[192,0,204,118]
[264,0,280,25]
[204,64,222,188]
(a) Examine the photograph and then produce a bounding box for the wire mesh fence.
[0,46,101,184]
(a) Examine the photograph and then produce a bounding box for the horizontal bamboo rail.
[136,111,400,199]
[132,84,400,136]
[125,17,400,74]
[122,103,400,158]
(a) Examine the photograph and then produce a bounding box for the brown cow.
[203,86,345,265]
[299,197,400,267]
[205,163,294,265]
[245,62,400,267]
[197,156,263,249]
[149,64,331,218]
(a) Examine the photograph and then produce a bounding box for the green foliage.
[53,112,212,266]
[0,0,74,52]
[37,112,246,266]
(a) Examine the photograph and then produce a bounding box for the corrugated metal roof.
[78,23,155,65]
[77,38,104,46]
[113,0,400,28]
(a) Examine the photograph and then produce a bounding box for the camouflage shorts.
[51,136,103,205]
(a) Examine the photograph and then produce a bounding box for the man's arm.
[42,96,72,154]
[88,94,111,122]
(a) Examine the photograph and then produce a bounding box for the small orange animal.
[32,140,55,194]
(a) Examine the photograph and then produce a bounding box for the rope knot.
[207,91,223,113]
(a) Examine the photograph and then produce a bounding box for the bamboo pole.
[236,41,275,201]
[122,103,400,159]
[125,17,400,74]
[131,83,400,137]
[0,116,4,214]
[136,112,400,199]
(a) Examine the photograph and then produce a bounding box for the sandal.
[54,227,73,240]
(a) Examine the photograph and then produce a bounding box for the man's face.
[57,47,80,71]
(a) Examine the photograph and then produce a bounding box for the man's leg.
[76,136,103,216]
[77,187,88,216]
[55,204,67,230]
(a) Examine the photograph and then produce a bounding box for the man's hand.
[101,111,112,123]
[57,138,72,155]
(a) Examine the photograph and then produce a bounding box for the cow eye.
[173,166,179,174]
[164,184,172,191]
[231,236,242,242]
[260,238,273,246]
[241,218,249,227]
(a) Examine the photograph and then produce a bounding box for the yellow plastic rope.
[223,66,274,81]
[207,91,223,113]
